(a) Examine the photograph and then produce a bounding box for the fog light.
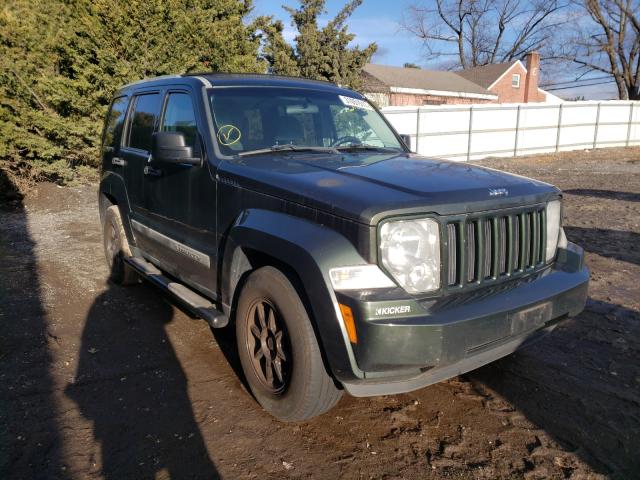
[329,265,395,290]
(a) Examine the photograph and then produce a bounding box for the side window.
[161,92,198,149]
[103,96,129,149]
[127,93,162,152]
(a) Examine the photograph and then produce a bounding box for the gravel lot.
[1,147,638,479]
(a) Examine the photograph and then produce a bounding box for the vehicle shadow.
[469,298,640,477]
[208,322,247,390]
[0,169,70,479]
[564,188,640,202]
[65,282,220,479]
[565,226,640,266]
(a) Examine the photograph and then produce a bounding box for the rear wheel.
[103,205,138,285]
[236,266,342,421]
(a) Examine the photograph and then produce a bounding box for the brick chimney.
[524,52,540,102]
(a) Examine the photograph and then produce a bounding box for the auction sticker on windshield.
[339,95,373,111]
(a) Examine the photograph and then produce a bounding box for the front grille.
[445,206,546,288]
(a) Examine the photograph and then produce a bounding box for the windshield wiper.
[336,144,402,153]
[238,144,340,157]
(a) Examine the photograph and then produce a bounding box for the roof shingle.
[363,63,495,96]
[456,62,516,89]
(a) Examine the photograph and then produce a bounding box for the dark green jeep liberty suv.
[99,73,589,421]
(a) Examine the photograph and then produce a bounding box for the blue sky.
[251,0,424,66]
[251,0,618,99]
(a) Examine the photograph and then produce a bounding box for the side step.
[125,256,229,328]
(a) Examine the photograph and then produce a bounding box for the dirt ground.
[1,147,639,480]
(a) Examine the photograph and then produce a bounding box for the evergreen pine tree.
[256,0,376,89]
[0,0,263,178]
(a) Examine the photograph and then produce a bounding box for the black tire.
[236,266,343,422]
[103,205,138,285]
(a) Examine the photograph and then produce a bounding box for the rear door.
[119,90,164,252]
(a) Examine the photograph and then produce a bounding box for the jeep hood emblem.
[489,188,509,197]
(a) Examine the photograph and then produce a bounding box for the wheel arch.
[221,209,367,382]
[98,171,134,246]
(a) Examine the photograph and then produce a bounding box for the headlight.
[379,218,440,294]
[545,199,562,262]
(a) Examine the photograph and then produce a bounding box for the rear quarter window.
[103,96,129,149]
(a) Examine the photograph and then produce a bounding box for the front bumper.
[338,242,589,397]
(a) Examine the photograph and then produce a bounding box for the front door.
[138,89,218,296]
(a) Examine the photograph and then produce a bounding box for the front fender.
[222,209,368,382]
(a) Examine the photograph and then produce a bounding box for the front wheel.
[236,266,342,421]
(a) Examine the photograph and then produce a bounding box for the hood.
[219,152,559,225]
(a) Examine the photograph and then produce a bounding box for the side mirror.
[152,131,201,165]
[399,134,413,151]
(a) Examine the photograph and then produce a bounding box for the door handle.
[112,157,126,166]
[144,166,162,177]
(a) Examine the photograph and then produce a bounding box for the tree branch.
[12,69,53,114]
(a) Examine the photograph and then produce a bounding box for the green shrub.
[0,0,263,183]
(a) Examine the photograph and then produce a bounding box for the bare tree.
[402,0,568,69]
[558,0,640,99]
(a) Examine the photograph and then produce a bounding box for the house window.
[512,74,521,88]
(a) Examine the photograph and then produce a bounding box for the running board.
[125,256,229,328]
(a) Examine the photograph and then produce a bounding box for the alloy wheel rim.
[245,299,290,394]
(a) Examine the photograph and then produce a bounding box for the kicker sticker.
[339,95,374,111]
[375,305,412,316]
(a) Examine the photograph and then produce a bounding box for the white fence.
[382,101,640,161]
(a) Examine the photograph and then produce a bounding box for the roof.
[119,72,355,97]
[539,88,562,104]
[456,62,519,89]
[362,70,390,94]
[362,63,496,98]
[184,72,337,88]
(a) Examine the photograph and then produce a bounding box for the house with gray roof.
[362,63,497,107]
[362,52,561,107]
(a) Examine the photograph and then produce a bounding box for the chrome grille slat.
[523,212,531,267]
[499,217,507,274]
[483,219,492,278]
[466,222,476,282]
[531,212,537,267]
[538,209,546,264]
[513,215,520,271]
[447,223,457,286]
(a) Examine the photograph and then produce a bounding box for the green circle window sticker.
[217,124,242,146]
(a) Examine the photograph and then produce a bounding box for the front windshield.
[208,87,403,156]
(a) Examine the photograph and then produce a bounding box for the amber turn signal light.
[339,303,357,344]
